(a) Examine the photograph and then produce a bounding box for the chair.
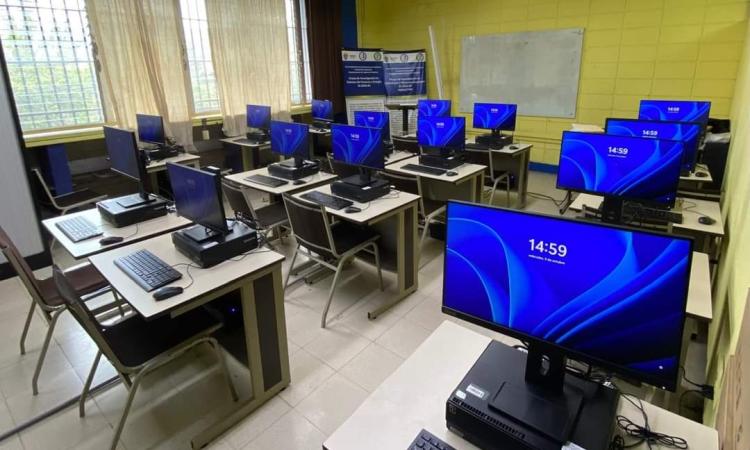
[52,266,238,450]
[462,147,511,206]
[282,193,384,328]
[31,168,106,215]
[392,135,420,154]
[221,179,289,243]
[327,155,360,179]
[379,171,446,251]
[0,225,117,395]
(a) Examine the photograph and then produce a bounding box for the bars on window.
[180,0,219,114]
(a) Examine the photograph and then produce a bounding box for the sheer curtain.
[86,0,194,149]
[206,0,291,137]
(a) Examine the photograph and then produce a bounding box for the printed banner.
[383,50,427,98]
[342,49,386,97]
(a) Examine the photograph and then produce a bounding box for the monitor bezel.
[417,99,452,117]
[440,200,693,392]
[246,104,272,130]
[103,126,148,184]
[472,102,518,132]
[269,120,310,160]
[637,100,711,126]
[135,113,166,145]
[417,116,466,151]
[311,99,334,122]
[330,123,386,171]
[165,162,229,234]
[555,130,684,208]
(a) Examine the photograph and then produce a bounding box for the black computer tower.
[97,196,169,228]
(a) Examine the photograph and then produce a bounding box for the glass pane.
[179,0,220,114]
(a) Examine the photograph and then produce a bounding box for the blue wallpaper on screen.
[606,119,701,172]
[331,124,384,169]
[417,116,465,149]
[557,131,683,205]
[312,99,333,120]
[443,202,692,388]
[246,105,271,129]
[638,100,711,125]
[417,99,451,117]
[354,111,391,140]
[473,103,517,131]
[270,121,309,158]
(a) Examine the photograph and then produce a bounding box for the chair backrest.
[379,171,427,218]
[327,156,360,179]
[0,225,46,308]
[392,136,419,154]
[31,168,58,207]
[281,194,336,257]
[221,179,255,219]
[462,148,494,177]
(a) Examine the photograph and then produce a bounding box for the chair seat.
[54,189,104,208]
[423,198,446,217]
[102,307,221,368]
[330,221,380,255]
[38,264,109,307]
[255,202,288,228]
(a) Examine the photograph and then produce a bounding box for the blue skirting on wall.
[529,162,558,174]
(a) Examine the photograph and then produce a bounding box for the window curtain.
[305,0,344,117]
[205,0,291,137]
[86,0,194,150]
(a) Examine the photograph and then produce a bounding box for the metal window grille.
[179,0,219,114]
[286,0,311,105]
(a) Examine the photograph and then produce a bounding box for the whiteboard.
[459,28,584,118]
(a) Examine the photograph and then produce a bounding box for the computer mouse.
[445,171,458,176]
[695,172,708,178]
[344,206,362,214]
[698,216,716,225]
[293,179,307,185]
[99,236,124,246]
[509,145,519,150]
[153,286,183,301]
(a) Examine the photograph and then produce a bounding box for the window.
[179,0,219,114]
[285,0,311,105]
[0,0,104,132]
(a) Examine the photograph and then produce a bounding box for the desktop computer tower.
[446,341,617,450]
[97,195,169,228]
[701,140,729,192]
[419,153,464,170]
[331,178,391,203]
[475,134,512,149]
[267,161,319,180]
[171,221,258,268]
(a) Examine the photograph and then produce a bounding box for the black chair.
[392,136,419,154]
[221,179,288,243]
[282,193,384,328]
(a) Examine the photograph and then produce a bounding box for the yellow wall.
[358,0,749,165]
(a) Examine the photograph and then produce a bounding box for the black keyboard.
[245,174,288,187]
[55,216,102,242]
[624,204,683,224]
[401,163,447,176]
[300,191,353,210]
[114,249,182,292]
[407,429,456,450]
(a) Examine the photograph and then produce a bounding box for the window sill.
[291,104,311,115]
[24,126,105,148]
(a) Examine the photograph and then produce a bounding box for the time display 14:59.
[529,239,568,257]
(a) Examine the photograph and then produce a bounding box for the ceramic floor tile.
[339,342,404,392]
[295,373,368,435]
[241,409,325,450]
[375,317,432,359]
[18,399,111,450]
[303,325,371,370]
[279,349,334,407]
[222,396,290,449]
[0,436,23,450]
[404,294,445,332]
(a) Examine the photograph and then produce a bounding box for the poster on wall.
[342,48,386,97]
[384,49,427,135]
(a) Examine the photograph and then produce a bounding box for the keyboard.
[55,216,102,242]
[300,191,353,210]
[401,163,447,176]
[624,204,683,224]
[407,429,456,450]
[114,249,182,292]
[245,174,288,187]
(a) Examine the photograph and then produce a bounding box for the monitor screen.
[556,131,683,206]
[354,111,391,142]
[417,116,466,149]
[417,99,451,117]
[247,104,271,129]
[638,100,711,126]
[312,99,333,121]
[270,121,309,159]
[472,103,517,131]
[331,124,385,170]
[136,114,165,145]
[605,118,702,173]
[166,163,227,233]
[104,126,143,182]
[442,202,692,391]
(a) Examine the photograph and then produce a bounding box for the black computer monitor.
[270,120,310,168]
[472,102,517,133]
[332,123,384,186]
[417,116,466,155]
[166,162,229,242]
[354,111,392,151]
[417,99,451,118]
[136,114,166,145]
[247,104,271,131]
[311,99,333,122]
[638,100,711,127]
[103,126,152,208]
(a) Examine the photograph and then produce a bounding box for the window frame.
[177,0,220,117]
[286,0,312,106]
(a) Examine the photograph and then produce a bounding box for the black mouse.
[695,172,708,178]
[445,171,458,176]
[99,236,124,246]
[698,216,716,225]
[153,286,183,301]
[344,206,362,214]
[293,179,307,185]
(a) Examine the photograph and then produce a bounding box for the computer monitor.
[417,99,451,117]
[331,123,385,171]
[246,104,271,130]
[311,99,333,122]
[638,100,711,127]
[136,113,166,145]
[443,201,692,394]
[556,131,684,211]
[270,120,310,167]
[417,116,466,154]
[354,111,391,148]
[103,126,152,208]
[605,118,702,174]
[472,103,517,133]
[166,162,229,242]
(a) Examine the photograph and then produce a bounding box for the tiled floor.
[0,171,666,449]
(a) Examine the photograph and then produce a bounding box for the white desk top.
[385,150,417,165]
[680,164,713,183]
[324,321,719,450]
[570,193,725,236]
[89,233,285,320]
[688,252,712,321]
[224,167,337,195]
[293,183,420,226]
[146,153,200,172]
[219,136,271,148]
[42,207,191,260]
[386,156,486,184]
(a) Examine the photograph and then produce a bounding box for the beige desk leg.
[473,173,484,203]
[368,203,419,319]
[516,149,530,209]
[241,147,255,171]
[191,265,290,449]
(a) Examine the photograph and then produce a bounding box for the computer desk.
[466,138,533,208]
[219,136,272,171]
[324,321,719,450]
[386,150,417,166]
[145,153,200,189]
[223,167,337,198]
[680,163,713,185]
[292,184,421,319]
[42,207,191,260]
[88,234,289,449]
[386,156,486,203]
